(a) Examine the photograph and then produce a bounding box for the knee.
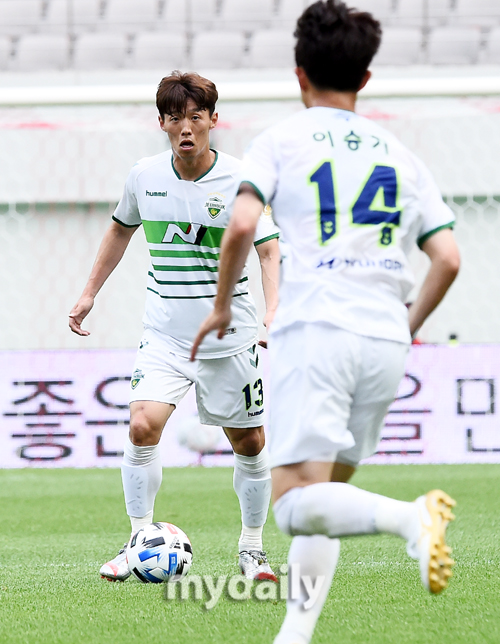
[273,487,303,536]
[232,428,265,456]
[129,413,161,446]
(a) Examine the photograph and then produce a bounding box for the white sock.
[274,536,340,644]
[274,482,416,540]
[130,511,154,535]
[233,446,272,552]
[121,437,162,534]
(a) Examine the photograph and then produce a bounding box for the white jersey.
[114,149,279,358]
[241,107,455,345]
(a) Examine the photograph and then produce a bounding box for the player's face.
[159,99,218,162]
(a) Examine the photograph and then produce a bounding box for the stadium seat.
[247,30,295,68]
[453,0,500,28]
[373,27,423,65]
[219,0,275,32]
[0,36,11,70]
[0,0,42,36]
[130,32,186,70]
[351,0,394,25]
[11,34,69,71]
[43,0,103,34]
[161,0,218,32]
[100,0,162,33]
[427,27,481,64]
[191,31,246,69]
[392,0,453,28]
[274,0,315,30]
[73,32,129,69]
[481,26,500,63]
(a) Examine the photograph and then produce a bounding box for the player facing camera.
[156,72,219,172]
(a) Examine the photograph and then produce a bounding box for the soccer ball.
[126,522,193,583]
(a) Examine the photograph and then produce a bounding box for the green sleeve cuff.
[417,222,454,248]
[112,215,141,228]
[254,232,279,247]
[238,181,266,205]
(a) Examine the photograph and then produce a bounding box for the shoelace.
[240,550,268,565]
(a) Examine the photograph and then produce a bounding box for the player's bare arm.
[69,220,138,336]
[191,188,263,359]
[408,228,460,337]
[255,236,280,335]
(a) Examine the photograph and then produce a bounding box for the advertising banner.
[0,345,498,468]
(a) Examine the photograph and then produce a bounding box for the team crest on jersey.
[204,193,226,219]
[131,369,145,389]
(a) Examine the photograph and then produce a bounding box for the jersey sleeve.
[414,157,455,248]
[112,165,142,227]
[240,130,278,205]
[254,207,280,246]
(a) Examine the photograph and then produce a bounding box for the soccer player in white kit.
[69,72,280,583]
[193,2,461,642]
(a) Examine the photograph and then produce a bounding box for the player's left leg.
[196,345,276,581]
[223,424,276,582]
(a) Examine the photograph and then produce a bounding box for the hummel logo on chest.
[146,190,168,197]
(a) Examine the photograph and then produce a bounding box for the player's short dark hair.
[156,71,218,118]
[294,0,382,92]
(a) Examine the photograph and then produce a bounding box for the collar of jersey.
[170,149,219,182]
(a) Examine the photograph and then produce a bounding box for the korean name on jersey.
[113,150,279,358]
[241,107,455,345]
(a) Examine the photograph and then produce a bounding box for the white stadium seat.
[100,0,161,33]
[481,26,500,64]
[43,0,103,34]
[0,36,11,70]
[427,26,481,65]
[161,0,218,32]
[453,0,500,28]
[0,0,42,36]
[351,0,394,24]
[274,0,314,30]
[247,29,295,68]
[219,0,275,31]
[191,31,246,70]
[392,0,453,28]
[12,34,69,71]
[373,27,422,65]
[73,32,129,69]
[130,32,187,70]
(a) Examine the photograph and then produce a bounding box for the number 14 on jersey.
[309,161,401,246]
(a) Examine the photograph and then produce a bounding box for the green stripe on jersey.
[149,249,220,260]
[152,264,219,273]
[142,220,225,248]
[148,271,248,286]
[147,287,249,300]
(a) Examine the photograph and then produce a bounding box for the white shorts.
[268,322,409,468]
[129,328,265,428]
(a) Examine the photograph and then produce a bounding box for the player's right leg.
[100,329,194,582]
[99,401,174,582]
[269,323,455,644]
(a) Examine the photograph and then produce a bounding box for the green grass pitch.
[0,464,499,644]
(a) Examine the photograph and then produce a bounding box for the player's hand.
[68,296,94,336]
[263,309,276,331]
[191,308,232,361]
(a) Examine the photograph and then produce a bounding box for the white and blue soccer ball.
[126,522,193,583]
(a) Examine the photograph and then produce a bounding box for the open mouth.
[180,140,194,150]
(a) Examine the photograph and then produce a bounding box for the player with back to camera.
[192,1,460,642]
[69,72,280,583]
